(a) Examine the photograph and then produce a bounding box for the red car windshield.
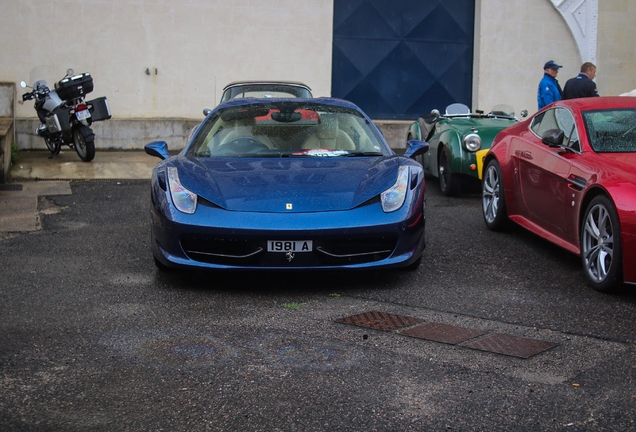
[582,108,636,153]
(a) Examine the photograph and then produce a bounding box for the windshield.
[582,108,636,153]
[489,104,515,118]
[445,103,470,115]
[442,103,516,119]
[221,84,312,102]
[187,102,389,158]
[26,65,55,87]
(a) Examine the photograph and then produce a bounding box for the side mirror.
[20,81,27,89]
[541,129,564,147]
[203,107,212,117]
[520,109,528,118]
[145,141,171,160]
[430,109,440,119]
[404,140,429,159]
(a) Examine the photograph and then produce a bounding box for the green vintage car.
[406,103,527,196]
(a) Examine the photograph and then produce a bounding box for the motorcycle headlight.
[464,133,481,151]
[167,167,197,214]
[381,166,409,213]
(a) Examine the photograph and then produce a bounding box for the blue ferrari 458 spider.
[145,98,429,271]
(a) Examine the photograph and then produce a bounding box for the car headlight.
[381,166,409,213]
[464,133,481,151]
[167,167,197,214]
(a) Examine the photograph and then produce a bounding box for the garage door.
[332,0,475,120]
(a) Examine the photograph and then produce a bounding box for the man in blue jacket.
[537,60,563,110]
[562,62,599,100]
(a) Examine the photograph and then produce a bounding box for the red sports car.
[481,97,636,292]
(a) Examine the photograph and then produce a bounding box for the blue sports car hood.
[170,156,401,212]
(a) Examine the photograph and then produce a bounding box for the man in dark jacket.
[537,60,563,109]
[563,62,599,99]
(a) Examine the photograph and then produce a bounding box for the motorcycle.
[19,68,111,162]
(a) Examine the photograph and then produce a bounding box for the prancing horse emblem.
[286,251,295,262]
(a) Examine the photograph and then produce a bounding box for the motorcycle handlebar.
[21,84,50,101]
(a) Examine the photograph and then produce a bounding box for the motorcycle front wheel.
[44,137,61,155]
[73,125,96,162]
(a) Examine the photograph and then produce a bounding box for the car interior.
[583,109,636,153]
[301,114,356,150]
[190,107,384,157]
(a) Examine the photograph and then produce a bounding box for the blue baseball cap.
[544,60,562,70]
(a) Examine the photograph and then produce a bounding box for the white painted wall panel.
[1,0,334,120]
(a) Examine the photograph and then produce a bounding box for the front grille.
[180,234,398,267]
[181,237,263,265]
[315,237,396,265]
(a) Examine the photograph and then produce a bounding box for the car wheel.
[482,159,508,230]
[580,195,623,292]
[438,147,460,196]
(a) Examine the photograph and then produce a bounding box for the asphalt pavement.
[0,150,157,237]
[1,150,636,430]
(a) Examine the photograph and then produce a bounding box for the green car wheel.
[439,147,460,196]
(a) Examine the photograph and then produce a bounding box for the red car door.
[511,108,580,239]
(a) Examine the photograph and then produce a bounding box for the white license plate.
[267,240,313,252]
[76,109,91,121]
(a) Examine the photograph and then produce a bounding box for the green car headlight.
[167,167,197,214]
[464,133,481,151]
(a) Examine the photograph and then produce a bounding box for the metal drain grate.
[463,333,557,358]
[0,184,23,191]
[399,322,487,345]
[336,311,558,359]
[336,311,423,331]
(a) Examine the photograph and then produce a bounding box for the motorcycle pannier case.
[87,97,111,122]
[55,73,94,100]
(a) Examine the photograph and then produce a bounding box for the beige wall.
[475,0,636,116]
[474,0,581,116]
[597,0,636,96]
[2,0,634,148]
[1,0,334,120]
